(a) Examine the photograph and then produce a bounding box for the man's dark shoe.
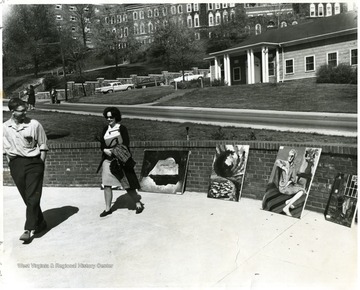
[19,230,35,242]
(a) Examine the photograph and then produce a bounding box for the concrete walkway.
[1,186,357,289]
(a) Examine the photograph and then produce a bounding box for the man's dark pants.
[9,156,45,231]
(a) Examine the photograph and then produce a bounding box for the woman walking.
[97,107,144,217]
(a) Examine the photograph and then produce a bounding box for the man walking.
[3,98,48,242]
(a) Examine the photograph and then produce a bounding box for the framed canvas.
[207,144,250,202]
[324,174,358,227]
[262,146,321,218]
[139,150,191,194]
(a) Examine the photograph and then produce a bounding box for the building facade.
[206,11,357,85]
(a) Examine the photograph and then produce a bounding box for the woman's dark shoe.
[135,202,144,214]
[100,209,112,217]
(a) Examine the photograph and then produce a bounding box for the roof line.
[209,42,279,56]
[279,28,357,45]
[209,27,357,56]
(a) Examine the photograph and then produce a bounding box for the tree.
[3,5,60,76]
[149,17,205,76]
[71,4,96,47]
[206,6,248,54]
[93,6,140,75]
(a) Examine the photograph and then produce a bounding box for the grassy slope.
[2,110,356,144]
[158,81,358,113]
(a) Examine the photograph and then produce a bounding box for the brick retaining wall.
[3,140,357,214]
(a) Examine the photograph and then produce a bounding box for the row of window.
[310,3,341,17]
[55,4,90,12]
[208,10,235,26]
[285,49,357,75]
[231,49,357,82]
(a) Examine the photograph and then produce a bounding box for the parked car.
[95,81,134,94]
[135,78,165,89]
[172,72,204,83]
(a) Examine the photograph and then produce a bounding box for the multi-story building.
[51,3,356,51]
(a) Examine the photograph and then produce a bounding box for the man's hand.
[104,149,112,156]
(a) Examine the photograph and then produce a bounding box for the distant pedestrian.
[27,85,36,110]
[97,107,144,217]
[3,98,48,243]
[50,88,58,104]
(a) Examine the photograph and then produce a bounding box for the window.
[140,11,144,19]
[280,21,287,28]
[327,52,338,67]
[318,4,324,17]
[222,3,228,9]
[117,15,122,23]
[163,7,167,16]
[334,3,340,14]
[229,3,235,8]
[56,15,63,21]
[148,9,152,18]
[326,3,332,16]
[187,4,192,12]
[124,27,128,37]
[223,11,228,22]
[305,56,315,72]
[187,15,193,27]
[245,25,250,34]
[195,32,200,40]
[55,4,62,10]
[268,62,275,76]
[215,12,221,25]
[194,4,199,11]
[233,67,241,81]
[70,16,76,22]
[154,8,159,17]
[285,59,294,74]
[208,13,214,26]
[310,4,316,17]
[148,22,154,33]
[71,27,76,32]
[69,6,76,11]
[292,21,298,25]
[134,24,139,35]
[350,49,357,65]
[178,5,183,14]
[120,28,123,37]
[133,12,138,20]
[171,6,176,14]
[105,17,109,24]
[123,14,127,22]
[140,23,145,34]
[208,4,213,10]
[112,28,116,33]
[230,9,235,20]
[255,23,261,35]
[215,3,221,10]
[194,14,199,27]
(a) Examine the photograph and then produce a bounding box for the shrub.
[316,64,357,84]
[211,78,227,86]
[42,74,60,91]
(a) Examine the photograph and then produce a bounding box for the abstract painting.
[139,150,190,194]
[324,173,358,227]
[207,144,250,202]
[262,146,321,218]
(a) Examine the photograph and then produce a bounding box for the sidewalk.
[1,186,358,289]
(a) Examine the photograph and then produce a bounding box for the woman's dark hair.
[103,107,122,122]
[214,150,238,177]
[8,98,26,111]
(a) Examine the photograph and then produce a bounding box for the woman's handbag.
[112,144,132,164]
[110,158,124,180]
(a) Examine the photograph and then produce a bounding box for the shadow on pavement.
[111,193,140,212]
[35,206,79,238]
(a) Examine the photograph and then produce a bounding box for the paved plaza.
[1,186,358,289]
